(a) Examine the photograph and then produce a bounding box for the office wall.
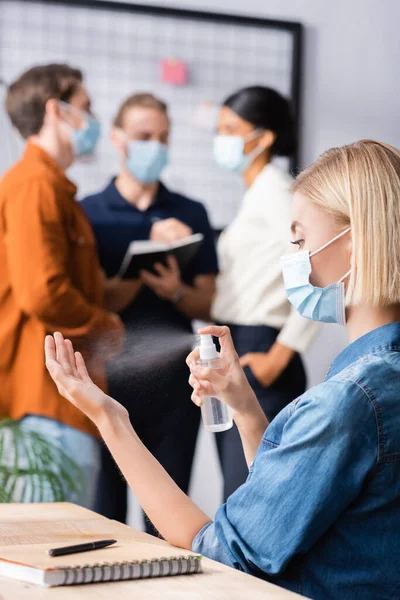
[101,0,400,168]
[116,0,399,526]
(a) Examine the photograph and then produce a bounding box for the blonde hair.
[113,93,168,129]
[293,140,400,306]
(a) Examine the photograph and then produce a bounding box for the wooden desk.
[0,503,305,599]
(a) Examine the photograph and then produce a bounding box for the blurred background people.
[82,93,218,530]
[211,86,320,499]
[0,63,127,507]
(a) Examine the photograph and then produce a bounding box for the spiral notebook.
[0,540,202,587]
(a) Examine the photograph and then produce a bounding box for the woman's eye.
[291,239,304,250]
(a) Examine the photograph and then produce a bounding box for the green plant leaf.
[0,418,85,503]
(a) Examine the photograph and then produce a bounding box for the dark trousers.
[216,323,306,501]
[94,328,199,535]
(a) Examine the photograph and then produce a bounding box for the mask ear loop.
[336,268,351,326]
[309,227,352,321]
[242,128,267,166]
[57,100,82,119]
[339,269,351,283]
[309,227,351,258]
[244,128,263,143]
[57,100,89,132]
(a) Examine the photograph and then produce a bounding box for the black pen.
[47,539,117,557]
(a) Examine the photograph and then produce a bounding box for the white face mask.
[213,129,264,173]
[281,227,351,325]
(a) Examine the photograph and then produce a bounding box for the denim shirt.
[193,323,400,599]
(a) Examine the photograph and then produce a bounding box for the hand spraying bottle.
[197,334,233,433]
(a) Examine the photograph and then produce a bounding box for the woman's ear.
[259,129,276,150]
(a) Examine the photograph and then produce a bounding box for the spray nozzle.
[199,334,217,360]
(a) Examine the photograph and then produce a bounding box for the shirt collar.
[106,178,171,211]
[24,142,77,195]
[326,322,400,380]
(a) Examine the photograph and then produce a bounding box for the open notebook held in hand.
[118,233,204,279]
[0,539,202,587]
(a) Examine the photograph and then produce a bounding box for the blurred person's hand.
[150,218,192,243]
[239,343,294,387]
[140,255,183,301]
[186,325,258,418]
[45,333,128,426]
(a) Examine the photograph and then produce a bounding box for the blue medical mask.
[58,101,101,157]
[280,228,351,325]
[125,140,168,184]
[213,129,264,173]
[70,115,100,157]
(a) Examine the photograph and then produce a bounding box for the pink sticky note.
[161,59,188,85]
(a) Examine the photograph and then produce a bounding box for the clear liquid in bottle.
[197,335,233,433]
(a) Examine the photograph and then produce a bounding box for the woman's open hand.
[45,332,128,426]
[186,325,259,418]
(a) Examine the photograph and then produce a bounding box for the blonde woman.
[46,140,400,599]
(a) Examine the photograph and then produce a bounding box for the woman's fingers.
[186,347,200,367]
[189,374,216,406]
[188,374,199,389]
[197,325,236,356]
[65,339,79,377]
[46,334,82,381]
[187,326,237,370]
[46,357,74,394]
[189,367,220,397]
[75,352,92,383]
[54,332,74,375]
[44,335,56,363]
[191,364,227,393]
[191,390,202,407]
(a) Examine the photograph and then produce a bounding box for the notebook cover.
[120,236,203,279]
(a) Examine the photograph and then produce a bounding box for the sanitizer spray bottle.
[197,334,233,433]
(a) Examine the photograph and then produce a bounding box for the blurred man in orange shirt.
[0,64,130,507]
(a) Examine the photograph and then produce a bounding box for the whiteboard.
[0,0,302,228]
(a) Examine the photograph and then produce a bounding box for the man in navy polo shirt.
[82,93,218,532]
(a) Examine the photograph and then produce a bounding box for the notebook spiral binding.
[61,555,202,586]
